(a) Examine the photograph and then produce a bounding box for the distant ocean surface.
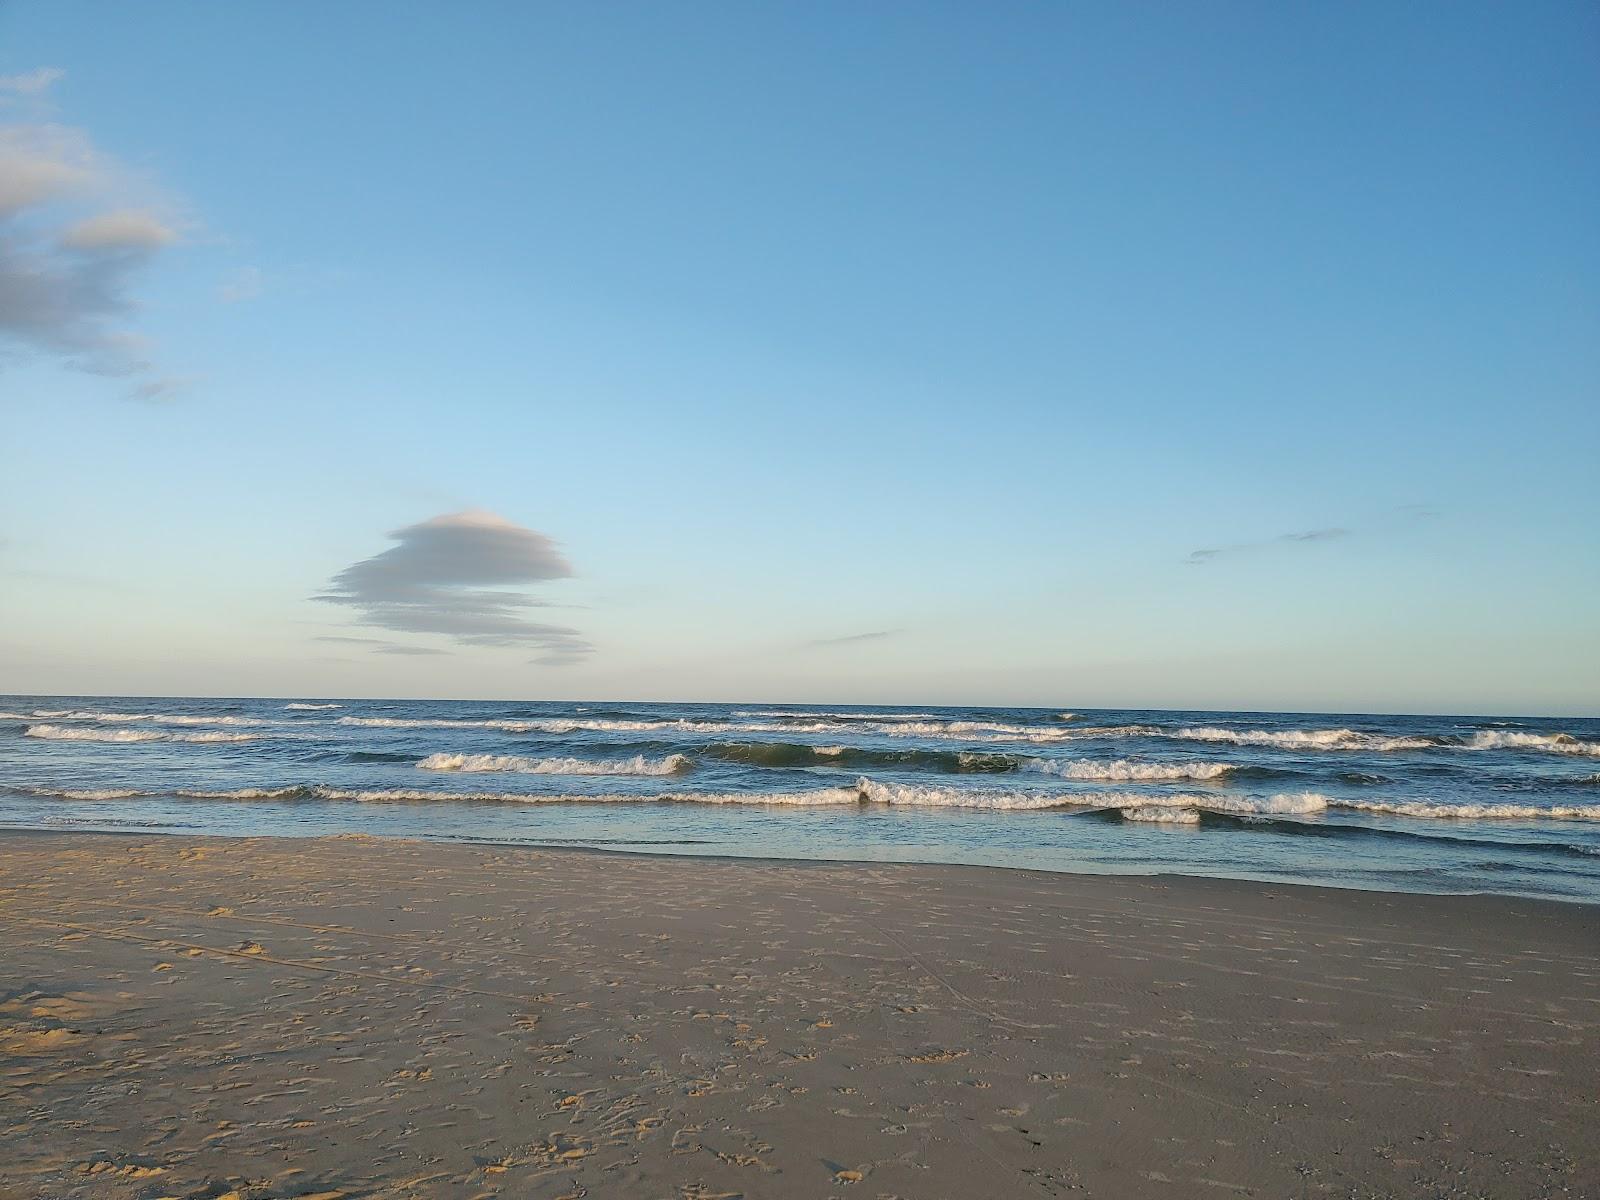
[3,696,1598,902]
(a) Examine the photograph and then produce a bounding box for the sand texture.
[0,832,1595,1199]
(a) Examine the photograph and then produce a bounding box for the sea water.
[3,696,1597,902]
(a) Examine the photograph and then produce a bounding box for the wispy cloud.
[1187,527,1350,565]
[218,265,261,303]
[311,634,450,657]
[0,68,65,97]
[131,374,199,403]
[803,629,902,649]
[0,69,186,394]
[316,510,592,665]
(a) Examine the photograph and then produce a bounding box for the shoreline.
[4,822,1598,908]
[2,832,1596,1198]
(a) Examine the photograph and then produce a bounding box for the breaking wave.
[19,710,272,727]
[1172,727,1440,752]
[25,724,259,744]
[699,741,1019,773]
[1463,730,1600,757]
[1332,798,1600,820]
[1120,806,1202,824]
[734,710,949,722]
[1163,726,1600,757]
[21,788,143,801]
[417,752,692,776]
[9,779,1599,823]
[285,702,342,711]
[337,714,836,736]
[1024,758,1235,782]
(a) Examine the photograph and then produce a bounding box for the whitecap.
[417,752,691,776]
[1120,806,1201,824]
[25,724,258,744]
[1024,758,1234,782]
[1332,798,1600,820]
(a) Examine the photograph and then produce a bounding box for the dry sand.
[0,831,1595,1199]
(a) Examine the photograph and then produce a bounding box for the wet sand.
[0,832,1595,1199]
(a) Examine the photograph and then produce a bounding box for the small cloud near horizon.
[311,634,450,657]
[803,629,902,649]
[315,510,593,665]
[1187,506,1440,565]
[1187,527,1350,565]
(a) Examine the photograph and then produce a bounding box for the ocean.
[2,696,1597,902]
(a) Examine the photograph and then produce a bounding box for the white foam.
[847,780,1229,811]
[12,779,1600,823]
[880,719,1054,738]
[1216,791,1331,815]
[1120,806,1201,824]
[285,702,342,711]
[1173,726,1437,752]
[735,710,946,722]
[1332,798,1600,820]
[330,713,1160,743]
[417,752,691,776]
[30,710,273,727]
[1465,730,1600,757]
[28,724,165,743]
[24,724,258,744]
[1024,758,1234,782]
[1082,790,1331,816]
[27,788,143,800]
[337,715,501,729]
[320,786,868,806]
[337,715,794,735]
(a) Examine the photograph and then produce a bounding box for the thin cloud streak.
[311,635,449,656]
[0,68,65,96]
[218,265,261,303]
[1187,506,1441,565]
[1187,528,1350,565]
[803,629,903,649]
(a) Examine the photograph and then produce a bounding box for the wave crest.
[1120,806,1201,824]
[417,752,691,776]
[1333,798,1600,820]
[1024,758,1234,782]
[25,724,259,744]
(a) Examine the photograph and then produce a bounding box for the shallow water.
[3,696,1597,901]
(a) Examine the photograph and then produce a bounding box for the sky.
[1,2,1597,715]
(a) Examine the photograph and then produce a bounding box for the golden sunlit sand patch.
[0,1026,84,1054]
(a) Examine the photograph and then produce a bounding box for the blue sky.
[1,2,1596,713]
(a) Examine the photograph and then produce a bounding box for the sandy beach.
[0,833,1595,1199]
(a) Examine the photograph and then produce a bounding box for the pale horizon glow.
[1,4,1597,717]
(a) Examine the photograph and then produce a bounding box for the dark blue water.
[2,696,1597,901]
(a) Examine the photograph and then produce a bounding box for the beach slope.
[0,833,1594,1198]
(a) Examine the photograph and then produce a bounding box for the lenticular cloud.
[316,510,592,664]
